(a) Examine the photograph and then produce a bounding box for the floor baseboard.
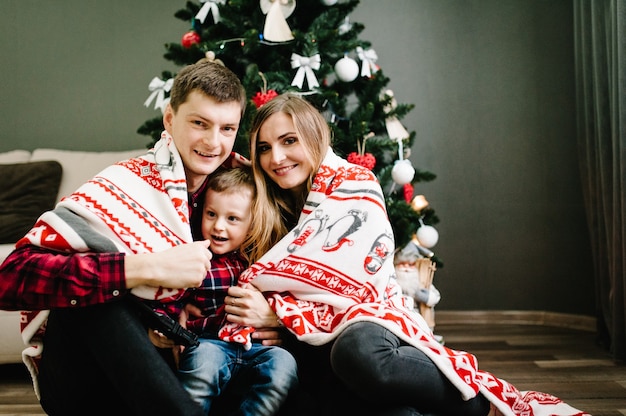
[435,310,597,332]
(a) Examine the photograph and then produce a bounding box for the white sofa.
[0,147,146,364]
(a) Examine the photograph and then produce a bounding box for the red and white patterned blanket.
[219,148,589,416]
[18,132,246,398]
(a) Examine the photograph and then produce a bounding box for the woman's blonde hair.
[246,93,331,262]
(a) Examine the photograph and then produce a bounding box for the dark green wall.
[0,0,594,315]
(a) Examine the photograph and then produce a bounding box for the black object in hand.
[131,297,200,348]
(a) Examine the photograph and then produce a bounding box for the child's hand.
[182,303,204,320]
[251,328,285,346]
[148,329,177,349]
[147,323,186,369]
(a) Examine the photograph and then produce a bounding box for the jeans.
[38,298,204,416]
[330,321,491,416]
[178,337,298,416]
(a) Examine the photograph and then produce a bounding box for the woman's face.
[256,112,314,195]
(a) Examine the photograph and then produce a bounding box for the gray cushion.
[0,160,62,243]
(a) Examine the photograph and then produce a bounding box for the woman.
[220,93,589,416]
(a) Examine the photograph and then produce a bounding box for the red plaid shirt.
[0,245,126,310]
[0,177,209,312]
[156,251,247,336]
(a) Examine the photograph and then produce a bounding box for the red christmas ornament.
[252,72,279,108]
[347,152,376,170]
[181,31,201,48]
[252,89,278,108]
[403,183,414,203]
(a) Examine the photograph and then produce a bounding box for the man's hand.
[125,240,213,290]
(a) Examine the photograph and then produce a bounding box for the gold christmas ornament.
[411,195,429,211]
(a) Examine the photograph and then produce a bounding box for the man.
[0,61,279,416]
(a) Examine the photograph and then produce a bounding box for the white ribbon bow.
[144,77,173,112]
[290,53,321,90]
[338,16,352,35]
[356,46,379,78]
[196,0,226,24]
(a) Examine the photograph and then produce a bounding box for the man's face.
[163,91,242,192]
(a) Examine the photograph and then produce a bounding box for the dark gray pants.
[330,321,490,416]
[38,298,204,416]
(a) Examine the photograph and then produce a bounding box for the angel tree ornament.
[384,88,414,185]
[290,53,321,90]
[356,46,379,78]
[334,55,359,82]
[383,89,410,142]
[260,0,295,42]
[195,0,226,24]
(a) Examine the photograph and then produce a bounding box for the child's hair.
[169,60,247,117]
[205,167,256,263]
[205,166,255,195]
[247,93,332,261]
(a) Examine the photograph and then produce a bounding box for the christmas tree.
[138,0,441,266]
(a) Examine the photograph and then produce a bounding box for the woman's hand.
[224,284,285,346]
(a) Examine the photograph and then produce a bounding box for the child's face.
[201,188,253,255]
[163,91,242,192]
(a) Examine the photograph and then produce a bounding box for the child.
[152,167,298,416]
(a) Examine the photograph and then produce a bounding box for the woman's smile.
[274,164,297,176]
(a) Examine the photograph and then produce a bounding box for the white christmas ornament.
[260,0,295,42]
[391,159,415,185]
[322,0,337,5]
[334,55,359,82]
[416,225,439,248]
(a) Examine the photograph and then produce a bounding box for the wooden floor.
[0,315,624,415]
